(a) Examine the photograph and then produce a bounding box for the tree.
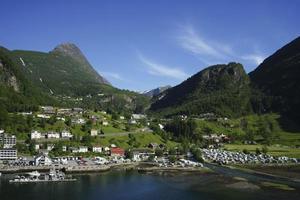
[262,145,268,154]
[155,149,163,157]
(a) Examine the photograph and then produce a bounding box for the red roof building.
[110,147,125,156]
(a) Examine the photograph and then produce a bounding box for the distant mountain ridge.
[143,85,171,97]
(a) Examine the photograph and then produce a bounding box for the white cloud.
[241,54,265,65]
[100,71,125,81]
[176,24,232,62]
[176,24,266,67]
[138,54,188,80]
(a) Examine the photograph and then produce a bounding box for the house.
[57,108,72,115]
[72,107,83,114]
[110,147,125,157]
[78,146,88,153]
[132,149,154,161]
[47,144,55,151]
[56,117,65,121]
[62,146,67,152]
[36,114,51,119]
[34,153,52,166]
[158,124,164,129]
[119,116,125,120]
[90,129,98,136]
[47,132,60,139]
[70,146,88,153]
[131,114,146,120]
[0,148,17,160]
[41,106,55,114]
[35,144,40,151]
[102,121,108,126]
[103,147,110,152]
[72,118,86,124]
[3,135,16,148]
[128,119,137,124]
[92,146,103,153]
[31,130,42,139]
[61,130,73,138]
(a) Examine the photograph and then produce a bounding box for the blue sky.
[1,0,299,91]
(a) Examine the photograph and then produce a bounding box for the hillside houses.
[61,130,73,138]
[90,129,98,136]
[47,132,60,139]
[31,131,44,139]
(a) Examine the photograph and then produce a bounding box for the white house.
[119,116,125,120]
[47,132,60,139]
[62,146,67,152]
[90,129,98,136]
[31,131,42,139]
[158,124,164,129]
[61,130,73,138]
[128,119,137,124]
[35,144,40,151]
[92,146,103,153]
[131,114,146,120]
[36,114,51,119]
[34,153,52,166]
[102,121,108,126]
[78,146,88,153]
[47,144,55,151]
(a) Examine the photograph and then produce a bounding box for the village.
[0,106,300,174]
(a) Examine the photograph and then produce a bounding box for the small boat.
[9,169,76,183]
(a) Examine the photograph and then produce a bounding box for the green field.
[93,132,178,150]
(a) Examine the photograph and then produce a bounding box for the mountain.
[51,43,110,85]
[7,43,110,96]
[143,85,171,97]
[0,47,55,114]
[150,62,252,117]
[249,36,300,125]
[0,43,150,115]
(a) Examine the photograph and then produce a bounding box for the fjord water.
[0,171,299,200]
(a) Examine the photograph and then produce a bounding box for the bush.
[255,148,261,155]
[262,145,268,154]
[242,149,250,154]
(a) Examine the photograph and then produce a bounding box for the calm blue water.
[0,170,299,200]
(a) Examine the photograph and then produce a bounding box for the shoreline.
[0,162,211,175]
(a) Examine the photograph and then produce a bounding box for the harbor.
[8,169,76,183]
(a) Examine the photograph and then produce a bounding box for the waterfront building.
[110,147,125,157]
[34,153,52,166]
[0,149,17,160]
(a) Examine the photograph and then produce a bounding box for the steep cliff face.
[150,62,252,117]
[0,48,20,92]
[249,36,300,125]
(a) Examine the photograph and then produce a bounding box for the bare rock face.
[7,75,19,92]
[0,59,19,92]
[51,42,111,85]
